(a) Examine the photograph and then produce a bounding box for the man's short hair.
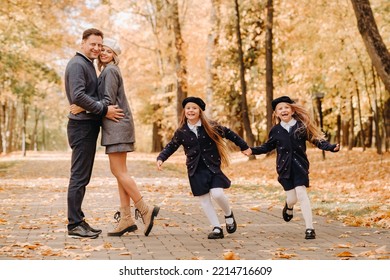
[82,28,104,40]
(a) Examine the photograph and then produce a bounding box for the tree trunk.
[366,116,373,147]
[384,98,390,151]
[350,0,390,93]
[41,113,46,151]
[152,118,163,152]
[206,0,221,118]
[142,0,173,151]
[342,119,350,147]
[169,0,188,123]
[8,102,16,153]
[22,103,28,156]
[348,95,355,150]
[371,65,382,153]
[336,113,341,144]
[354,79,366,151]
[31,105,41,151]
[234,0,255,147]
[265,0,274,134]
[0,101,6,154]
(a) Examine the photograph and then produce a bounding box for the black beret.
[182,96,206,111]
[271,96,295,110]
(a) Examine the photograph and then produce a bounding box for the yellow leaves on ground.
[0,240,130,259]
[273,251,297,259]
[334,243,352,248]
[19,225,41,230]
[272,247,297,259]
[358,245,389,259]
[223,251,240,260]
[335,244,389,259]
[82,242,125,252]
[249,205,261,212]
[336,251,355,258]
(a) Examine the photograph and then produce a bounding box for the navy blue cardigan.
[157,123,249,176]
[251,121,337,179]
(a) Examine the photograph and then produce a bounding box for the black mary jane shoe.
[282,202,293,222]
[305,228,316,239]
[225,211,237,234]
[207,227,224,239]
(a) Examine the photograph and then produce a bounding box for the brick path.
[0,152,389,261]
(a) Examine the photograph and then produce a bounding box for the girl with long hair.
[244,96,340,239]
[157,97,251,239]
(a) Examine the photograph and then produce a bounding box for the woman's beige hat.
[103,38,121,55]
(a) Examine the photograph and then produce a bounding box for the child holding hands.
[157,96,251,239]
[244,96,339,239]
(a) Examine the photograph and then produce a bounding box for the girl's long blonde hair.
[273,103,325,142]
[179,109,231,167]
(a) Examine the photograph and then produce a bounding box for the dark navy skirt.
[278,162,309,191]
[188,160,231,196]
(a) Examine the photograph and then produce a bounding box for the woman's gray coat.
[99,64,135,146]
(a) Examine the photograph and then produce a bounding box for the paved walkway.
[0,152,389,261]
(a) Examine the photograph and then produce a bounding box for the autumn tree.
[212,0,265,146]
[234,0,255,146]
[350,0,390,152]
[129,0,173,152]
[269,0,389,153]
[265,0,274,134]
[205,0,221,115]
[168,0,189,123]
[350,0,390,93]
[0,0,71,154]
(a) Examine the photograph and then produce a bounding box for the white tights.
[198,188,232,229]
[285,186,314,229]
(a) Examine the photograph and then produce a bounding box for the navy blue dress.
[251,121,337,191]
[157,122,249,196]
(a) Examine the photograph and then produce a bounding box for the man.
[65,28,123,239]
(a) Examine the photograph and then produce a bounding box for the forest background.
[1,0,389,155]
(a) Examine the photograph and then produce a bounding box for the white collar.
[280,118,297,131]
[187,119,201,130]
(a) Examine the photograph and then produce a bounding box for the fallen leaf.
[273,252,297,259]
[119,252,132,256]
[336,251,355,257]
[223,251,240,260]
[300,247,319,251]
[250,206,261,212]
[19,225,40,230]
[334,243,352,248]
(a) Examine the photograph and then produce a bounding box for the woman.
[71,38,159,237]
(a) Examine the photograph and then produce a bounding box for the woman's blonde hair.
[97,52,120,72]
[272,102,325,142]
[179,109,231,167]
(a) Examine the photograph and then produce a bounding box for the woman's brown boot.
[107,206,138,236]
[135,198,160,236]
